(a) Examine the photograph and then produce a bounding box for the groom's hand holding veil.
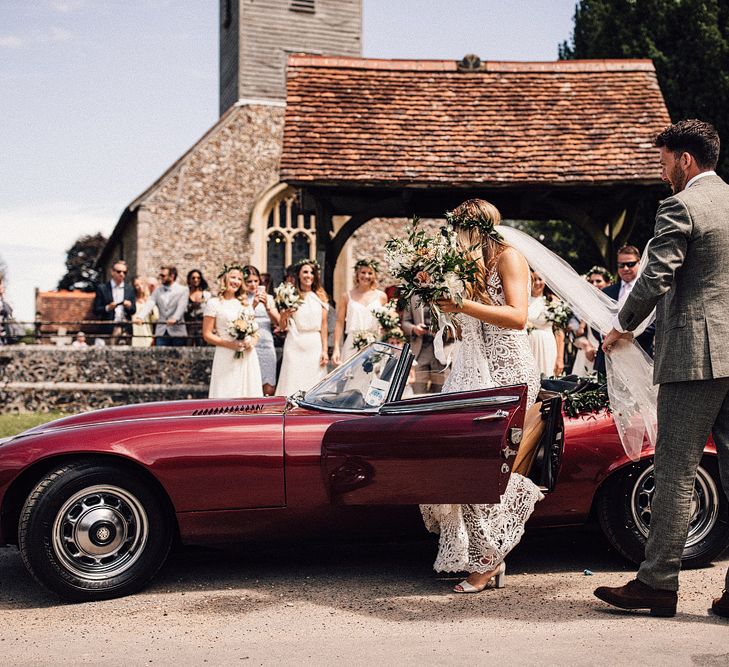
[602,328,634,353]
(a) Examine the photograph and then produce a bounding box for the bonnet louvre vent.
[192,404,265,417]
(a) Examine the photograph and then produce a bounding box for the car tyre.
[597,457,729,568]
[18,462,173,602]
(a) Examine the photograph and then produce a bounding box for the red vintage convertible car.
[0,343,726,601]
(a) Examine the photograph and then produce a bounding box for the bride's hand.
[436,297,461,313]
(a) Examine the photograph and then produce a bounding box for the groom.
[596,119,729,618]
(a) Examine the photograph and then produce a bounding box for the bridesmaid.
[131,276,156,348]
[527,271,564,377]
[243,265,280,396]
[331,258,387,365]
[276,260,329,396]
[202,265,262,399]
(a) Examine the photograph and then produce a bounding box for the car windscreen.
[301,342,405,411]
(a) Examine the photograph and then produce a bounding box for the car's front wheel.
[597,458,729,568]
[18,462,173,602]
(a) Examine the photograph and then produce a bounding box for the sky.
[1,0,577,322]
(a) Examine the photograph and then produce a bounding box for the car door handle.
[473,409,509,422]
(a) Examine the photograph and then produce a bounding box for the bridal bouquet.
[228,306,259,358]
[384,217,477,330]
[371,300,400,333]
[273,282,302,312]
[545,299,573,331]
[352,330,378,351]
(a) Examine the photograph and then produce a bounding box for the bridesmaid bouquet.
[370,300,400,332]
[545,299,573,330]
[228,306,259,358]
[353,330,378,351]
[385,217,477,330]
[273,282,302,312]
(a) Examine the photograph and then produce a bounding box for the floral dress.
[420,268,542,573]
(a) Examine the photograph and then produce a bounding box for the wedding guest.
[332,258,387,365]
[571,266,612,375]
[0,278,15,345]
[401,298,450,393]
[185,269,211,346]
[260,272,273,295]
[133,266,189,346]
[71,331,88,348]
[93,260,136,345]
[276,260,329,396]
[131,276,157,348]
[203,265,262,398]
[596,119,729,618]
[595,246,655,375]
[528,271,564,376]
[244,265,280,396]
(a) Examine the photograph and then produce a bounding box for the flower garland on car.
[560,375,612,419]
[227,306,259,359]
[384,217,478,331]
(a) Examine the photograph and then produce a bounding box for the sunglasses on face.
[114,269,127,274]
[617,261,638,269]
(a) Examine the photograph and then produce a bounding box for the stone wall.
[0,347,214,414]
[103,103,285,289]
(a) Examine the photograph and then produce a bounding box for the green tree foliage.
[505,220,606,275]
[57,233,107,292]
[560,0,729,178]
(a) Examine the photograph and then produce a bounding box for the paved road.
[1,527,727,666]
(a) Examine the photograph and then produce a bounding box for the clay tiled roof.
[281,56,671,187]
[35,291,94,333]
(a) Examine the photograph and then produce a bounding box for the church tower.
[219,0,362,114]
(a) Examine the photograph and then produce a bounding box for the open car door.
[322,384,528,505]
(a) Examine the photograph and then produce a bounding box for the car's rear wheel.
[18,462,173,602]
[597,458,729,568]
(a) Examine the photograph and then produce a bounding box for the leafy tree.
[57,233,107,292]
[560,0,729,178]
[505,220,606,275]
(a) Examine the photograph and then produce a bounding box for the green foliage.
[504,220,605,275]
[561,378,612,419]
[0,411,66,438]
[560,0,729,179]
[57,233,108,292]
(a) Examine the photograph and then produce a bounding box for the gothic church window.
[265,193,316,287]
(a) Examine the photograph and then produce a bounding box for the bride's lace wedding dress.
[420,269,543,573]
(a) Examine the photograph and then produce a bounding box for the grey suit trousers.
[638,378,729,592]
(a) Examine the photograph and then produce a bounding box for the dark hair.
[285,264,297,279]
[186,269,209,291]
[295,261,328,302]
[587,266,612,283]
[654,119,720,170]
[243,265,260,279]
[616,245,641,259]
[161,265,178,280]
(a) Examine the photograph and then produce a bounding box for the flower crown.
[354,258,380,272]
[444,210,504,243]
[587,265,613,281]
[217,263,247,279]
[382,327,406,344]
[293,257,321,272]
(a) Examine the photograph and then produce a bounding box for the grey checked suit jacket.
[618,174,729,384]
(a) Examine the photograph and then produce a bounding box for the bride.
[420,198,542,593]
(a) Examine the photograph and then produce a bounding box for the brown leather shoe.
[594,578,677,617]
[711,590,729,618]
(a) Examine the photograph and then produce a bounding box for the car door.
[321,384,527,505]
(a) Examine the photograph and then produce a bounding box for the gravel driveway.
[1,527,727,665]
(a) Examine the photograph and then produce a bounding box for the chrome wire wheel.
[630,464,720,548]
[51,484,149,580]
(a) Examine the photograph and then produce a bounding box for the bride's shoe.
[453,562,506,593]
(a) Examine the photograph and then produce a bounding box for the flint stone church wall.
[0,347,214,414]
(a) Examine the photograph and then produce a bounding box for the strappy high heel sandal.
[453,562,506,593]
